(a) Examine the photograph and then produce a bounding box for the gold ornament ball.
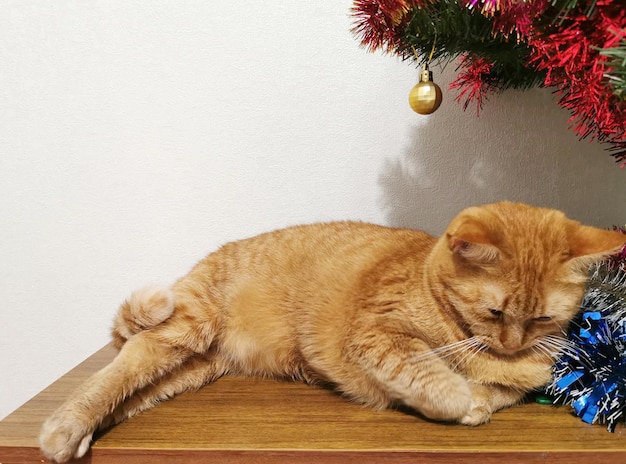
[408,69,442,115]
[409,81,442,114]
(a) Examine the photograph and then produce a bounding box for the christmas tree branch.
[600,32,626,100]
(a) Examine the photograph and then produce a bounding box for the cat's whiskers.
[407,340,466,362]
[543,334,578,355]
[408,337,489,373]
[531,334,577,361]
[532,337,563,359]
[530,343,555,362]
[437,337,486,360]
[548,319,568,336]
[449,337,488,370]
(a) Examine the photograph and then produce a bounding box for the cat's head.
[432,202,625,358]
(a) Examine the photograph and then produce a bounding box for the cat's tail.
[111,286,175,348]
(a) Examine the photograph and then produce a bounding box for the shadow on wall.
[379,74,625,235]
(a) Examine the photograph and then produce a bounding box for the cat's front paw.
[412,372,473,422]
[459,400,492,426]
[459,382,492,426]
[39,410,94,463]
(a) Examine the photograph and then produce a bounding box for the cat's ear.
[447,220,499,265]
[567,222,625,269]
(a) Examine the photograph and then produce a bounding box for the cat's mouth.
[466,336,528,358]
[484,339,562,361]
[485,345,532,359]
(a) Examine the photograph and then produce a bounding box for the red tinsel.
[462,0,549,40]
[351,0,416,52]
[445,0,626,165]
[529,6,626,164]
[449,55,496,114]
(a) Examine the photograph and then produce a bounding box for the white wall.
[1,1,624,420]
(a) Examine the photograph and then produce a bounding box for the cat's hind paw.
[39,414,94,463]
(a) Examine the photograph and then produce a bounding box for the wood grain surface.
[1,344,624,463]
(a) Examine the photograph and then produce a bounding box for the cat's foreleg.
[39,333,193,463]
[102,352,228,428]
[344,331,474,423]
[460,382,526,426]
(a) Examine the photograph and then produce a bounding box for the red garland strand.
[351,0,416,52]
[529,6,626,164]
[462,0,550,40]
[491,0,549,40]
[449,55,496,115]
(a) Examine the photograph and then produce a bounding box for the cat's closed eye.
[489,308,503,318]
[534,316,553,322]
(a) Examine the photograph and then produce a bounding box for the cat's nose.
[499,329,523,353]
[500,340,523,352]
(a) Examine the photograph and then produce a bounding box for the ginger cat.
[40,202,625,462]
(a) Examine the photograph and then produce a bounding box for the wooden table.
[1,344,624,463]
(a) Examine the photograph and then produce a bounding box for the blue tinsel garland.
[546,262,626,432]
